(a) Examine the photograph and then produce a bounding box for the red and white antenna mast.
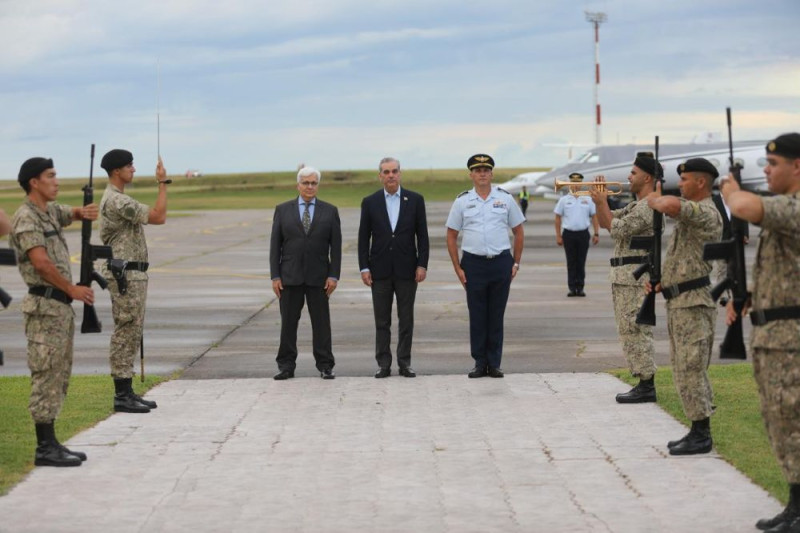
[585,11,607,145]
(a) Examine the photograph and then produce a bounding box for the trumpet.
[554,179,624,196]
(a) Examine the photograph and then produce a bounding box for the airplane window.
[586,154,600,164]
[757,157,768,168]
[572,151,592,163]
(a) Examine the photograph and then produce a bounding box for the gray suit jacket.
[269,197,342,287]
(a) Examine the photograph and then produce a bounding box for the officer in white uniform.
[446,154,525,378]
[554,172,599,296]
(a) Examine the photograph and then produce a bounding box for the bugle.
[554,180,624,195]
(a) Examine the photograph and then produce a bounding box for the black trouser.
[371,278,418,369]
[276,284,335,372]
[562,229,590,292]
[461,251,513,370]
[520,199,528,216]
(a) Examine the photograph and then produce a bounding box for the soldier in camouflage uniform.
[591,154,660,403]
[10,157,98,467]
[722,133,800,533]
[646,157,722,456]
[99,149,169,413]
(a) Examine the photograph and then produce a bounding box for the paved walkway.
[0,203,778,532]
[0,374,780,533]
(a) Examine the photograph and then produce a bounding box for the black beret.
[18,157,54,184]
[677,158,719,179]
[568,172,584,182]
[467,154,495,170]
[766,133,800,159]
[633,155,663,178]
[100,149,133,172]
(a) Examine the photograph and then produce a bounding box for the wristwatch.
[513,262,520,268]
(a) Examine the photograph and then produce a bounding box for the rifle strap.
[610,256,645,267]
[750,305,800,326]
[28,286,73,304]
[662,276,710,300]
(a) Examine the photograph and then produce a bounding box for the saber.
[157,60,161,160]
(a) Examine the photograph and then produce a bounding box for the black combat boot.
[669,417,712,455]
[615,377,657,404]
[757,483,800,531]
[113,378,151,413]
[34,422,82,467]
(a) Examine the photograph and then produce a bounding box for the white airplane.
[495,171,547,195]
[531,140,769,199]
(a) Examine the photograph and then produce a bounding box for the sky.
[1,0,799,179]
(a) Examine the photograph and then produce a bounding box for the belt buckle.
[486,254,496,259]
[663,284,679,299]
[751,309,767,326]
[44,287,53,299]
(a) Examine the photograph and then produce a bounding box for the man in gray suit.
[270,166,342,380]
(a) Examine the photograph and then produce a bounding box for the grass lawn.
[611,363,787,504]
[0,166,547,213]
[0,375,167,496]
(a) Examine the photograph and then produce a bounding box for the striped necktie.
[302,202,311,234]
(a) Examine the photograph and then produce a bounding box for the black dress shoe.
[273,369,295,381]
[615,378,656,404]
[399,367,416,378]
[669,433,712,455]
[667,432,690,449]
[576,290,586,297]
[567,290,577,297]
[487,367,504,378]
[321,368,335,379]
[468,366,488,378]
[374,367,391,378]
[56,442,87,461]
[34,442,82,467]
[130,392,157,409]
[114,392,151,413]
[757,508,798,531]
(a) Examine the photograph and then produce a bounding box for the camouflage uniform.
[9,201,76,423]
[99,184,150,379]
[750,192,800,483]
[662,197,722,421]
[609,199,656,379]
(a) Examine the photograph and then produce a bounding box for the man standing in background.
[554,172,599,297]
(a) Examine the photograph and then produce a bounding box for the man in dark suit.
[270,166,342,380]
[358,157,429,378]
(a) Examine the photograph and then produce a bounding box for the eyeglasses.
[300,181,319,187]
[381,169,400,175]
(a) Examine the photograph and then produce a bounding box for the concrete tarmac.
[0,199,777,532]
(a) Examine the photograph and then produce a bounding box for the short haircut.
[297,166,321,183]
[378,157,400,171]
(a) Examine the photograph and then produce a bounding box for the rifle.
[79,144,114,334]
[0,248,16,309]
[629,136,664,326]
[701,107,747,359]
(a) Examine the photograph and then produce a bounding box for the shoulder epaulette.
[497,187,511,195]
[456,190,469,198]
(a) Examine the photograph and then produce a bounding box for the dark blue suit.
[358,188,429,369]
